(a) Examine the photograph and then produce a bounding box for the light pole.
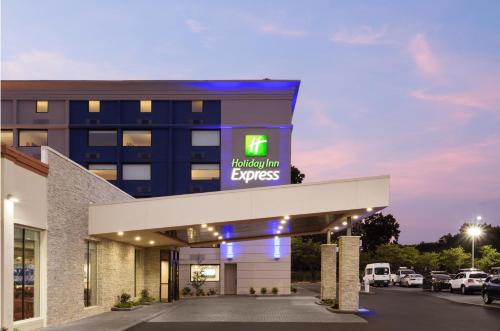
[467,223,482,269]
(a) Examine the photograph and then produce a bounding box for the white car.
[391,268,415,286]
[400,273,423,287]
[449,271,489,294]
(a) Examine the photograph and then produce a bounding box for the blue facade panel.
[69,100,221,197]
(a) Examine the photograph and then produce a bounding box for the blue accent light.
[226,242,234,260]
[274,236,281,259]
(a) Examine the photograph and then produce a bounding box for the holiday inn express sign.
[231,134,281,183]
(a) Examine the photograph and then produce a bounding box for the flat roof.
[89,175,390,247]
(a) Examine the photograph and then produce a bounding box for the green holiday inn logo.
[245,135,268,157]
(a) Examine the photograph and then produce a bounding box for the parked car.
[390,267,415,286]
[364,263,391,287]
[482,275,500,304]
[423,273,451,292]
[449,271,489,294]
[400,273,423,287]
[490,267,500,275]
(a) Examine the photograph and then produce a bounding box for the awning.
[88,175,390,247]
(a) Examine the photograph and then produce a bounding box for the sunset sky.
[2,1,499,243]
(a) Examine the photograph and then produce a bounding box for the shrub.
[249,287,256,295]
[114,292,133,308]
[260,287,267,295]
[321,299,335,306]
[208,288,216,295]
[140,288,155,303]
[290,286,297,293]
[196,288,205,296]
[181,287,192,296]
[272,287,279,295]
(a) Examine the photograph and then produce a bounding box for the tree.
[438,247,470,272]
[353,213,401,253]
[291,237,321,278]
[291,165,305,184]
[476,245,500,272]
[375,244,418,271]
[415,252,440,273]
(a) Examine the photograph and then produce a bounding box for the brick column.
[320,244,337,301]
[338,236,360,311]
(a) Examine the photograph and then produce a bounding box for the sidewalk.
[41,303,174,331]
[425,292,500,310]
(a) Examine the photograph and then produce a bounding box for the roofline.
[1,144,49,177]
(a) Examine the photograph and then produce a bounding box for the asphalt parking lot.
[128,283,500,331]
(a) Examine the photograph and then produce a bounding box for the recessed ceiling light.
[276,230,281,234]
[275,235,279,239]
[218,236,223,240]
[334,226,339,230]
[208,227,214,232]
[342,221,348,226]
[366,207,373,212]
[135,236,141,241]
[280,219,287,224]
[222,241,226,245]
[353,215,359,220]
[117,231,124,236]
[278,225,284,230]
[284,215,290,220]
[201,224,207,228]
[149,240,155,245]
[214,232,219,236]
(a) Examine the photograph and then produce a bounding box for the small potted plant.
[181,287,192,297]
[290,286,297,293]
[272,287,279,295]
[260,287,267,295]
[249,287,256,295]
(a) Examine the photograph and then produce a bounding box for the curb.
[424,293,500,311]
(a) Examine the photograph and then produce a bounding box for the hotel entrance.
[160,249,179,302]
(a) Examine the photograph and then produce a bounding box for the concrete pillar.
[320,244,337,301]
[338,236,360,311]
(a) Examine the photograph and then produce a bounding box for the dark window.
[88,130,117,146]
[374,267,389,275]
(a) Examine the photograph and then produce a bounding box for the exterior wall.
[1,154,48,331]
[179,247,221,295]
[143,248,160,300]
[42,147,136,326]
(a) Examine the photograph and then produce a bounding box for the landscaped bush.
[181,287,192,296]
[114,292,133,308]
[139,288,155,304]
[196,288,205,296]
[260,287,267,295]
[272,287,279,295]
[208,288,216,295]
[290,286,297,293]
[249,287,256,295]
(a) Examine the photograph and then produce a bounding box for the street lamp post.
[467,220,482,269]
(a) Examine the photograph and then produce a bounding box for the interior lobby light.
[276,230,281,234]
[334,226,339,230]
[135,236,141,241]
[278,225,284,230]
[342,221,348,226]
[149,240,155,245]
[117,231,124,236]
[366,207,373,212]
[222,241,226,245]
[201,224,207,228]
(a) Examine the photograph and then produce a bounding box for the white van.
[364,263,391,287]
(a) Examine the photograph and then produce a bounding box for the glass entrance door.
[160,249,179,302]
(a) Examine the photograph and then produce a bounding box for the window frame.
[191,130,221,147]
[122,163,152,181]
[36,100,48,113]
[191,163,221,181]
[122,130,152,147]
[18,129,48,147]
[87,130,118,147]
[88,163,118,181]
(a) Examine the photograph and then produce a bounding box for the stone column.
[320,244,337,301]
[338,236,360,311]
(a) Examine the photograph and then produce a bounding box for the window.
[19,130,48,147]
[191,164,220,180]
[36,100,48,113]
[140,100,152,113]
[122,130,151,147]
[374,267,389,275]
[192,130,220,146]
[14,226,40,321]
[190,265,220,282]
[88,164,117,180]
[123,164,151,180]
[84,241,97,307]
[89,100,100,113]
[366,268,373,275]
[1,130,13,146]
[192,100,203,113]
[88,130,117,146]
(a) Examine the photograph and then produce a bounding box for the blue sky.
[2,1,500,243]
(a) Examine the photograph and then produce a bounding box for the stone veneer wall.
[338,236,360,311]
[144,247,161,300]
[320,244,337,301]
[44,148,135,326]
